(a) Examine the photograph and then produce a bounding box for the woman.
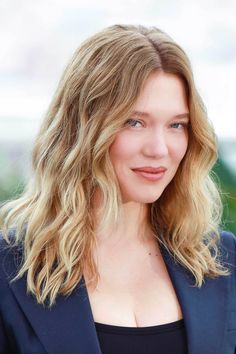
[0,24,235,354]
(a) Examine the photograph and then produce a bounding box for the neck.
[93,198,155,248]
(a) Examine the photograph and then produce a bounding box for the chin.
[121,191,164,204]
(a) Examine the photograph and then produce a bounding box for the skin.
[94,70,189,248]
[85,71,190,326]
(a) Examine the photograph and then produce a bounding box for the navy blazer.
[0,230,235,354]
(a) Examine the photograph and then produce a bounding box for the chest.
[84,249,183,327]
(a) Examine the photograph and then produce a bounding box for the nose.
[142,129,168,158]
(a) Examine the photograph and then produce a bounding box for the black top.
[95,319,188,354]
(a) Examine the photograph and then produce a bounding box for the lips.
[132,166,167,173]
[131,166,167,181]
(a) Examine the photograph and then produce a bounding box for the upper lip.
[132,166,167,173]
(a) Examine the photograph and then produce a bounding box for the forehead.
[133,71,189,115]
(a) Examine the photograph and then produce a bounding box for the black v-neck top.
[95,318,188,354]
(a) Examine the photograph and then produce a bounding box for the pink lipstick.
[131,166,167,181]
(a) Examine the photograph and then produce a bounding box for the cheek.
[171,136,188,162]
[109,135,138,163]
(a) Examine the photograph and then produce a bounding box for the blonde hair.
[0,24,230,306]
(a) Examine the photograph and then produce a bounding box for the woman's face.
[109,71,189,203]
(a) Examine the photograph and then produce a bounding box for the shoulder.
[0,229,23,282]
[217,230,236,279]
[0,228,24,251]
[218,230,236,256]
[219,229,236,244]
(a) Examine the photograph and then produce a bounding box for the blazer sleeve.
[0,234,16,353]
[0,232,48,354]
[221,231,236,353]
[0,314,11,354]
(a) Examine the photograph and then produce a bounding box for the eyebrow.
[131,111,190,119]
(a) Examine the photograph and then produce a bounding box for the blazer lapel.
[9,272,102,354]
[160,244,228,354]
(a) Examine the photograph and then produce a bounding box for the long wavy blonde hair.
[0,24,230,306]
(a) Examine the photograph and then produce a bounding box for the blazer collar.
[9,242,227,354]
[10,274,102,354]
[160,245,228,354]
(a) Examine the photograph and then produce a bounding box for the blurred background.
[0,0,235,233]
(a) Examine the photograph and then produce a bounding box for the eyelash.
[125,119,189,129]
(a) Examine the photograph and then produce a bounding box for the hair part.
[0,24,230,306]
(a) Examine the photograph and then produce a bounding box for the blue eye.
[126,119,143,128]
[171,122,188,129]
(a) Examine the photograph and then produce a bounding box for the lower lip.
[132,170,166,181]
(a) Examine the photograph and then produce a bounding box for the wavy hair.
[0,24,230,306]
